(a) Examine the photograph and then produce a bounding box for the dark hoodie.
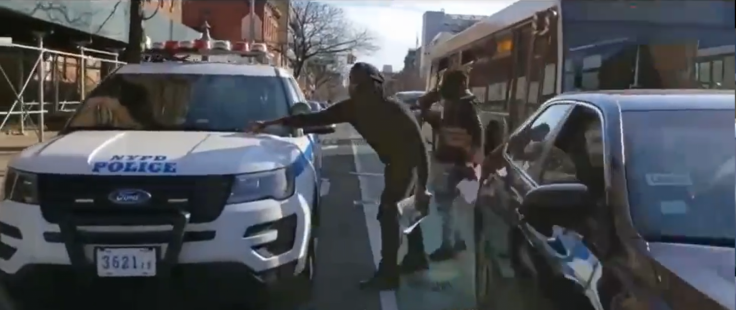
[278,63,430,189]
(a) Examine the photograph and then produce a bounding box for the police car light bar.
[145,39,273,64]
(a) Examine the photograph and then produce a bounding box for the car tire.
[312,187,321,228]
[474,207,507,309]
[296,235,316,304]
[265,235,316,309]
[510,229,537,279]
[474,207,492,308]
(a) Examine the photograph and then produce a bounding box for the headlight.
[227,168,295,204]
[3,168,39,204]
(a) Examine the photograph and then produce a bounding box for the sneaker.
[429,241,467,262]
[399,254,429,274]
[358,271,400,291]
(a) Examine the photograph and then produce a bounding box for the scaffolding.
[0,35,126,142]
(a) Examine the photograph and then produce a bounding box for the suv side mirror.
[521,183,589,211]
[291,102,312,115]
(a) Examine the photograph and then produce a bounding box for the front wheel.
[272,236,316,308]
[474,208,503,308]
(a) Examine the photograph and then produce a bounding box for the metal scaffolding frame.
[0,35,126,142]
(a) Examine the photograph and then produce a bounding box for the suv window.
[66,73,291,135]
[506,104,572,177]
[538,107,604,186]
[288,78,307,102]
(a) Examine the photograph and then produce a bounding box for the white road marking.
[351,139,399,310]
[320,178,331,197]
[349,171,384,177]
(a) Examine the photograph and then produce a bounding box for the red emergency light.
[144,39,274,64]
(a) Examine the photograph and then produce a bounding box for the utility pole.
[249,0,256,44]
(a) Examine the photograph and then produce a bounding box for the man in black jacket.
[247,63,431,290]
[417,69,484,262]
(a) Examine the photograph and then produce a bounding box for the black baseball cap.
[350,62,385,84]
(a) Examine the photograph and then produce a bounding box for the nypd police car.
[0,41,332,307]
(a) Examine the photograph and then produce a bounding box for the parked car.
[474,90,735,310]
[0,44,332,308]
[393,90,425,109]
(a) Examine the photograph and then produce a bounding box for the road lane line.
[351,140,399,310]
[320,178,331,197]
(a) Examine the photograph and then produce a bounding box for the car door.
[474,102,574,307]
[520,103,609,310]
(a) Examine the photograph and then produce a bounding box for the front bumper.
[0,193,312,281]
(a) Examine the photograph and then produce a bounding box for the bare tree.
[125,0,163,63]
[307,54,345,90]
[289,1,377,78]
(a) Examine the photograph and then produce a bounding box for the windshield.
[394,91,425,105]
[623,110,734,245]
[65,73,292,135]
[562,1,734,91]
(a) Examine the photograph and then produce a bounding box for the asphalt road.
[315,124,477,310]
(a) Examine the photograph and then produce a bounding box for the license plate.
[95,247,157,277]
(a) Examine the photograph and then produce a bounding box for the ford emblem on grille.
[108,189,152,205]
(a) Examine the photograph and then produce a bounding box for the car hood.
[649,242,734,310]
[11,131,309,175]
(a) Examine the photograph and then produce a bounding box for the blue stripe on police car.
[90,140,313,175]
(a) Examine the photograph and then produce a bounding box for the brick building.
[182,0,288,67]
[144,0,183,23]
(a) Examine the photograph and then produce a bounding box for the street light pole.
[249,0,256,44]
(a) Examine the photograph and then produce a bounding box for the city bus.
[425,0,735,152]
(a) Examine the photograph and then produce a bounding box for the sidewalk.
[0,132,57,152]
[0,132,58,178]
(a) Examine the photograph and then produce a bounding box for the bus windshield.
[561,1,734,92]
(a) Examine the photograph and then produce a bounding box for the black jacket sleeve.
[387,99,430,190]
[281,99,354,128]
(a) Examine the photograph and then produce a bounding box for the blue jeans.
[431,162,465,248]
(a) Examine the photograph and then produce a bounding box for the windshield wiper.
[649,235,735,247]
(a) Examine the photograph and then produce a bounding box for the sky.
[328,1,515,72]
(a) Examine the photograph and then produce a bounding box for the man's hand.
[245,121,267,133]
[413,187,432,215]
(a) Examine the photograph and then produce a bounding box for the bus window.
[472,86,487,103]
[724,56,735,88]
[562,0,734,90]
[542,63,556,96]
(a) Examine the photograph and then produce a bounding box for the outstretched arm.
[260,99,354,129]
[417,90,440,112]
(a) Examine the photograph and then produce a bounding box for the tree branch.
[289,0,377,78]
[142,0,160,21]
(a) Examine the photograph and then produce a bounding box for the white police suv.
[0,41,332,307]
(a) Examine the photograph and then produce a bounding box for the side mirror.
[521,183,589,211]
[291,102,312,115]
